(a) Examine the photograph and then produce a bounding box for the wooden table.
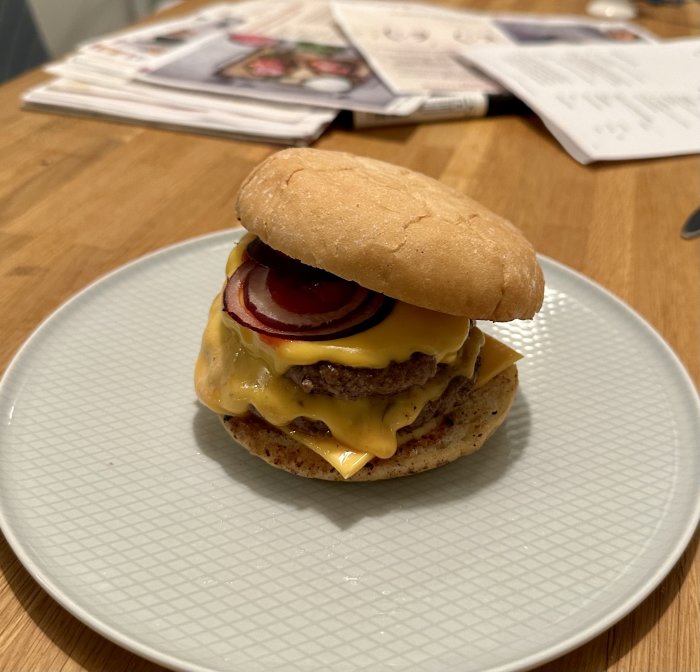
[1,1,698,670]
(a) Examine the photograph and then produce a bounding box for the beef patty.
[285,352,438,399]
[286,359,480,439]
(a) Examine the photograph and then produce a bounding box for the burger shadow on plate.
[192,391,531,530]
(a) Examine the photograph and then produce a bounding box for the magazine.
[141,33,421,114]
[138,1,424,114]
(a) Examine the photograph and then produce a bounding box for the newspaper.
[463,38,700,164]
[331,0,656,127]
[138,0,423,115]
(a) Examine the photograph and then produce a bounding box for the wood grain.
[1,1,698,671]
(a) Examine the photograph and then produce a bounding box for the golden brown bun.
[219,365,518,482]
[236,148,543,321]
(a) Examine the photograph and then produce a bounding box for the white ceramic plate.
[1,230,699,672]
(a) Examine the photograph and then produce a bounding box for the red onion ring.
[223,245,394,341]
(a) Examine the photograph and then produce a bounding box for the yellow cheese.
[283,430,375,479]
[195,305,483,459]
[474,333,523,389]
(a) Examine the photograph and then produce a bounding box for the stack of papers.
[24,1,425,146]
[23,2,351,145]
[23,0,698,161]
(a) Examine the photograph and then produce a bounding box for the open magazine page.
[332,0,656,97]
[139,0,424,114]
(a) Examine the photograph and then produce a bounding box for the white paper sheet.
[464,38,700,164]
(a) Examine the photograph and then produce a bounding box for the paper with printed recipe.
[462,38,700,164]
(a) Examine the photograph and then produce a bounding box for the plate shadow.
[192,391,532,530]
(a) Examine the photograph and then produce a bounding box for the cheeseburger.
[195,148,544,481]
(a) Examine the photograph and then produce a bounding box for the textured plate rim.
[0,231,242,672]
[498,255,700,672]
[0,229,698,672]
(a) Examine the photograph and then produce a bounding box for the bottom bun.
[220,365,518,481]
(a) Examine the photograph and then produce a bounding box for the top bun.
[236,148,544,321]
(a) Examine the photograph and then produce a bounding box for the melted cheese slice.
[196,301,482,459]
[473,334,522,390]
